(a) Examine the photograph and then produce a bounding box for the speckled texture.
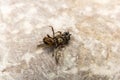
[0,0,120,80]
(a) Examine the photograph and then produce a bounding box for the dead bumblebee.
[37,26,71,64]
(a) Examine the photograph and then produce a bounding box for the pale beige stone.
[0,0,120,80]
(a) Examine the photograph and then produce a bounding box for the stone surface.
[0,0,120,80]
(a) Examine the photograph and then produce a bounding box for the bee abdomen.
[43,37,54,45]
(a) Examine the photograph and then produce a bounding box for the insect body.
[37,26,71,64]
[43,26,71,48]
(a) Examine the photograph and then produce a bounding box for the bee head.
[63,31,71,41]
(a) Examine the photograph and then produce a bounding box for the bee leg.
[52,53,54,57]
[54,38,58,48]
[55,51,61,64]
[49,26,55,37]
[55,55,59,64]
[47,34,51,38]
[37,44,43,48]
[55,47,62,64]
[52,47,57,57]
[55,31,62,35]
[52,50,55,57]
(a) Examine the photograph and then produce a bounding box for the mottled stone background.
[0,0,120,80]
